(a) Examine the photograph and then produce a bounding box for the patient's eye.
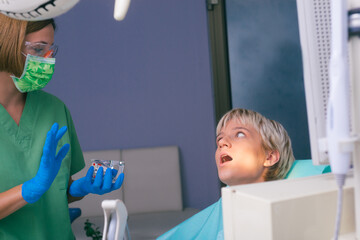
[236,132,245,138]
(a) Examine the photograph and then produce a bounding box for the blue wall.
[44,0,220,210]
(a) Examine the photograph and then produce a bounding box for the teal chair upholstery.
[285,159,331,179]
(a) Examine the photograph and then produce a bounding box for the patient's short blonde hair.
[216,108,295,181]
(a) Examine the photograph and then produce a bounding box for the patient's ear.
[264,150,280,167]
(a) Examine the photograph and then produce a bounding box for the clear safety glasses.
[23,41,58,58]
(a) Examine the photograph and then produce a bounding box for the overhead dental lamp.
[0,0,130,21]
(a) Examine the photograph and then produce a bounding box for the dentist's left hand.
[69,166,124,197]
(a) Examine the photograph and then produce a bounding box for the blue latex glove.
[22,123,70,203]
[69,166,124,197]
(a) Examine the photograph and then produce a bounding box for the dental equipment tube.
[327,1,352,239]
[327,0,351,177]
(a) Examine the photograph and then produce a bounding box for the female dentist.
[0,14,124,239]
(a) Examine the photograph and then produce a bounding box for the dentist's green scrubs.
[0,90,85,240]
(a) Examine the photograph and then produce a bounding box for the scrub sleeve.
[0,90,85,240]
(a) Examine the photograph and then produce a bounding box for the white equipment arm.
[102,200,128,240]
[114,0,131,21]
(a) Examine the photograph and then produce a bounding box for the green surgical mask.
[11,54,55,93]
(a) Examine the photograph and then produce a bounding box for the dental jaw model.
[91,159,124,183]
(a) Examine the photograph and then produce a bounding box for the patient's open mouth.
[221,155,233,164]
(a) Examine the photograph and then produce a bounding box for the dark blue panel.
[226,0,311,159]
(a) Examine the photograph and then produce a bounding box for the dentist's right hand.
[22,123,70,204]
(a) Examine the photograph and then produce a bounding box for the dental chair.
[285,159,331,179]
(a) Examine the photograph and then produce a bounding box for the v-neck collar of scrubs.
[0,91,35,149]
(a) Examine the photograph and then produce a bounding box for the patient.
[157,108,295,239]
